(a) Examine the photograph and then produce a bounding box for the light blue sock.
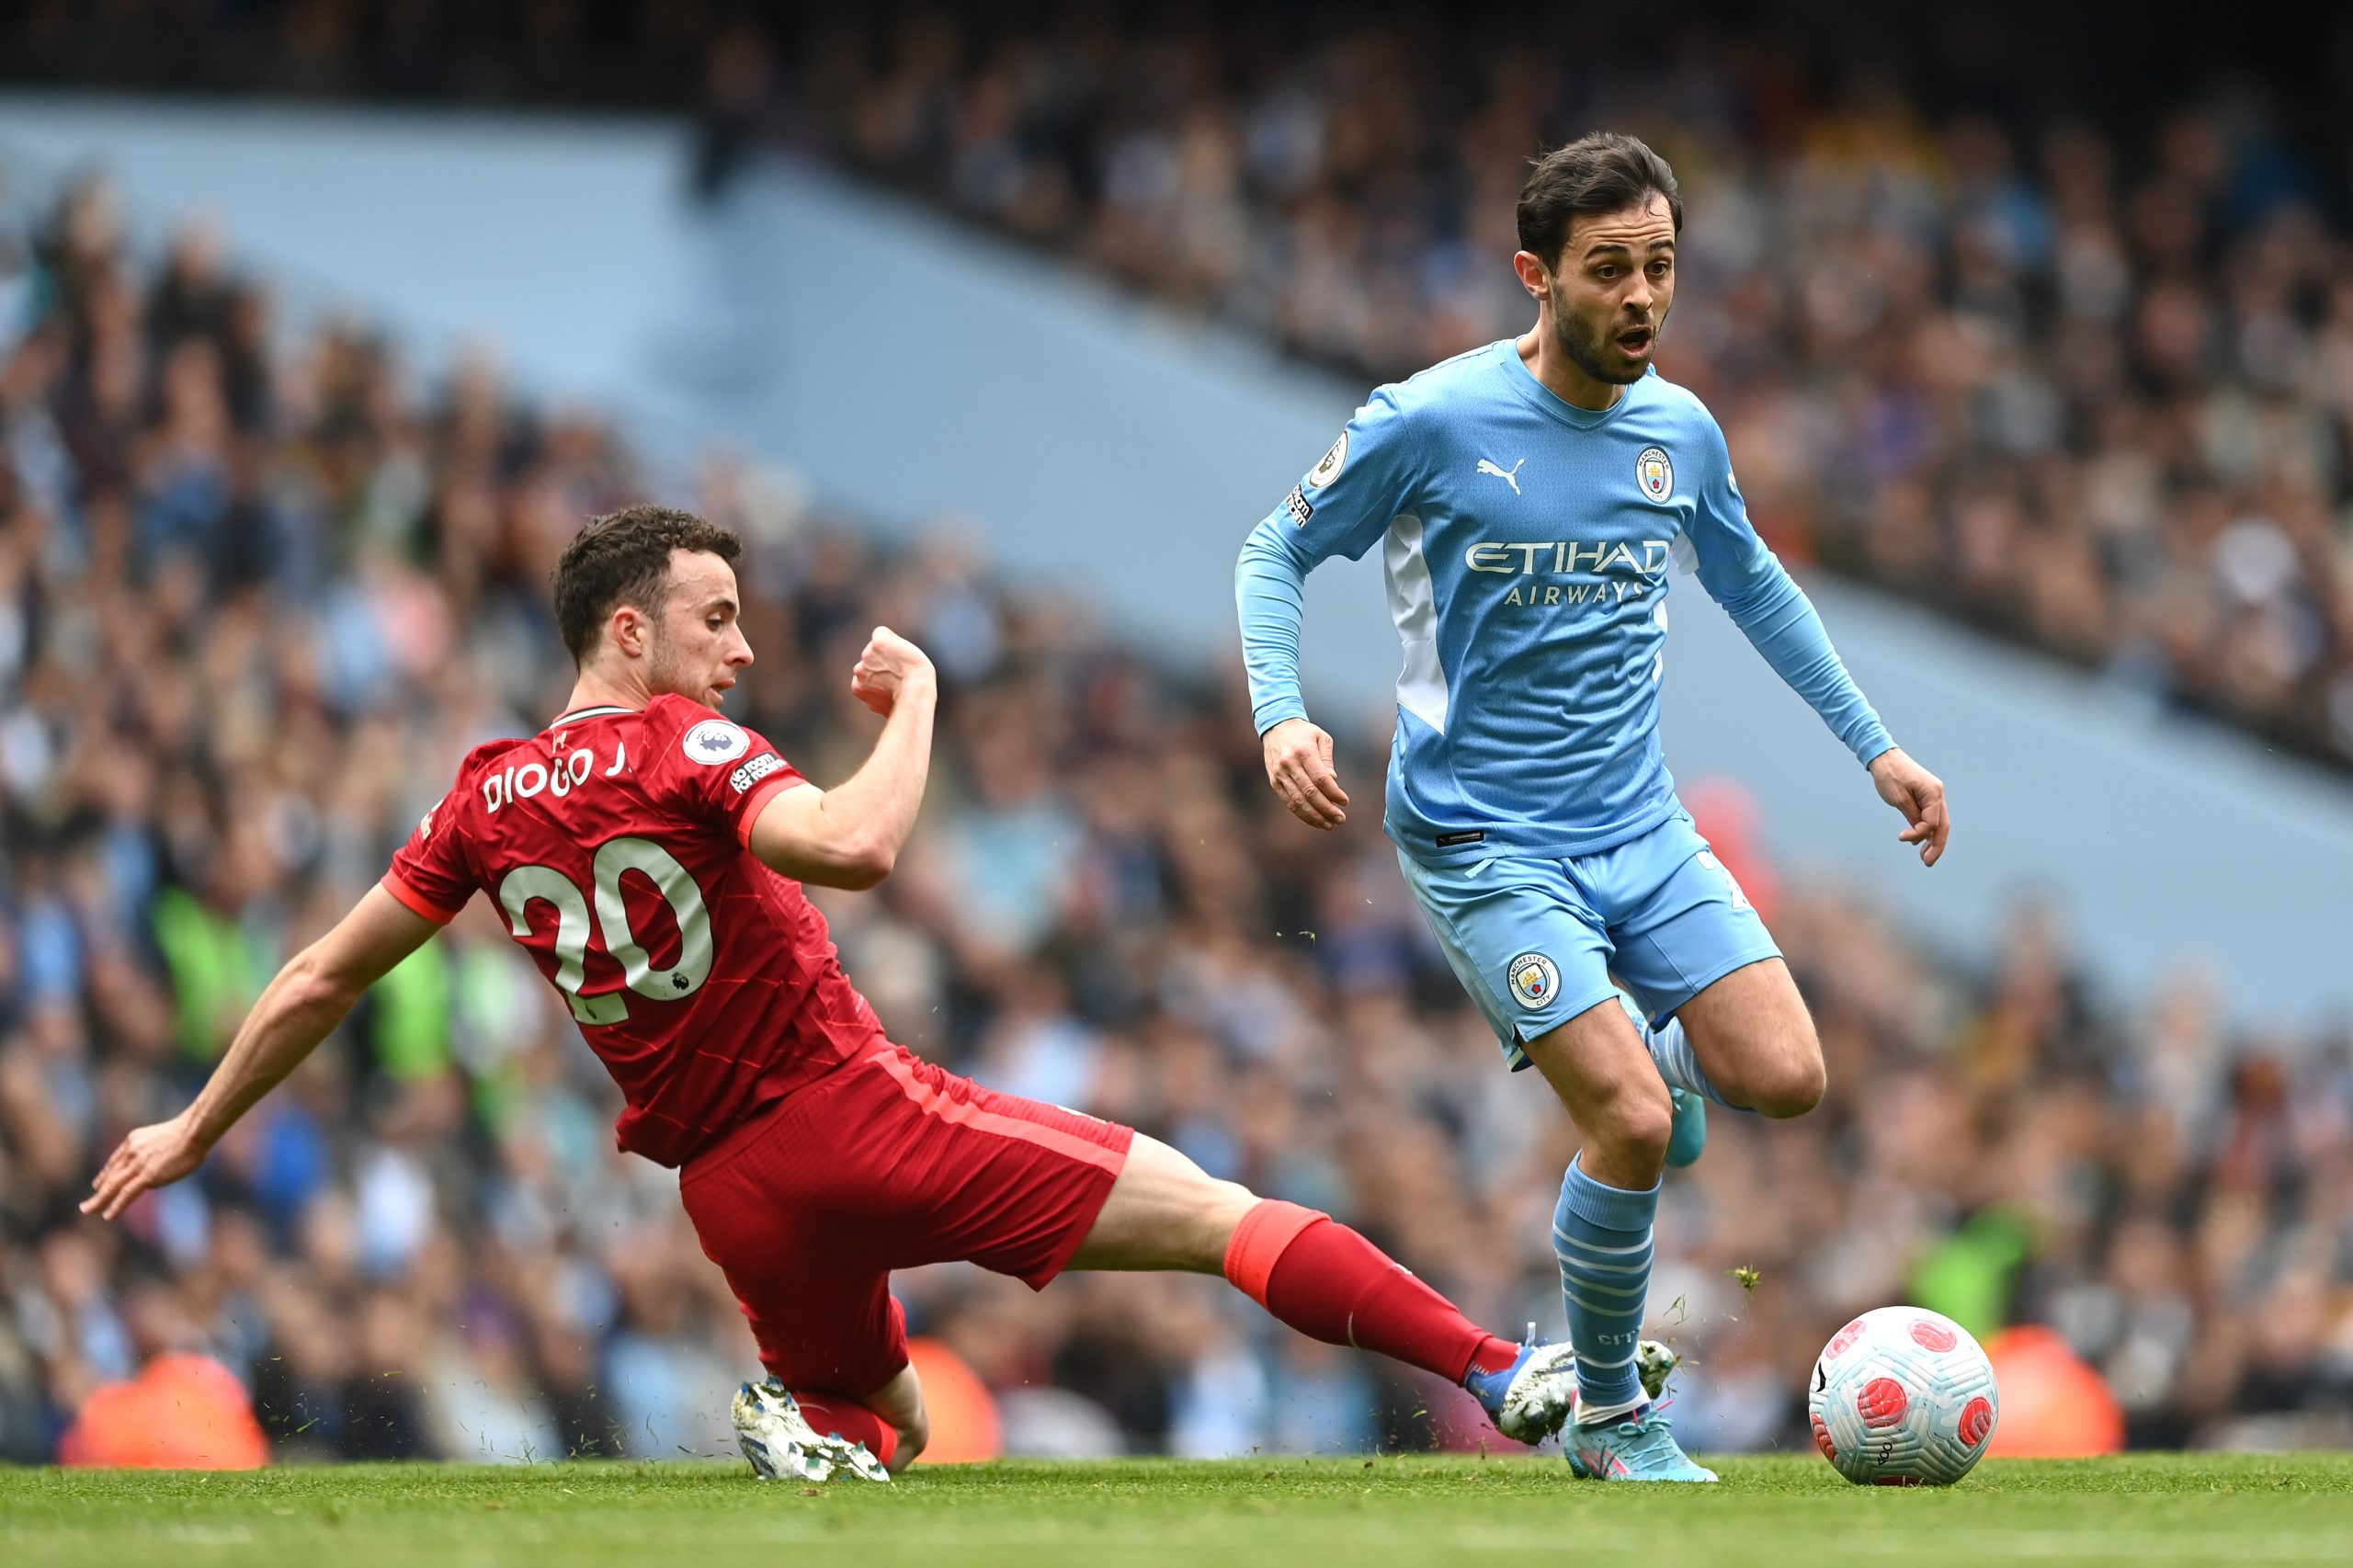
[1553,1158,1660,1422]
[1643,1013,1735,1108]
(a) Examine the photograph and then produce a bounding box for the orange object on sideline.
[59,1352,269,1470]
[1984,1324,2125,1458]
[904,1335,1002,1463]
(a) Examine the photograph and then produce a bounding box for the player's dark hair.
[551,505,743,665]
[1517,132,1683,267]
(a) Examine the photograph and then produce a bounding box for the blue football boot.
[1666,1085,1707,1169]
[1564,1404,1719,1483]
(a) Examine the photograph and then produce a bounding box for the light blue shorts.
[1398,809,1780,1070]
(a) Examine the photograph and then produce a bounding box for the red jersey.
[382,695,888,1166]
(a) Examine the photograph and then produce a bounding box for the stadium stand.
[0,165,2348,1464]
[758,21,2353,772]
[4,6,2352,770]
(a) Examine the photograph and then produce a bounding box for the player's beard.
[1552,284,1658,386]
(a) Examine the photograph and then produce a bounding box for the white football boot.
[1635,1338,1684,1403]
[731,1379,892,1483]
[1466,1335,1686,1443]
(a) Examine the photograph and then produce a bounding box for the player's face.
[1546,193,1677,385]
[645,549,755,710]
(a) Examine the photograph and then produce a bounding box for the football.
[1808,1307,2000,1486]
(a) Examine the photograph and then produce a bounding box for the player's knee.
[1594,1077,1675,1167]
[1079,1135,1265,1274]
[1746,1047,1826,1119]
[1756,1069,1825,1120]
[1620,1099,1675,1168]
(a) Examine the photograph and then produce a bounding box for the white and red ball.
[1807,1306,1999,1485]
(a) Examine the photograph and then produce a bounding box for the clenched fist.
[850,626,937,717]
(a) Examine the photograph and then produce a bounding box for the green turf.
[4,1454,2349,1568]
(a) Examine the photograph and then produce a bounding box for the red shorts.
[678,1043,1133,1396]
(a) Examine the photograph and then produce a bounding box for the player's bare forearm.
[84,886,436,1220]
[750,628,938,889]
[190,954,351,1129]
[817,665,937,876]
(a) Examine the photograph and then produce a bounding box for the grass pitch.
[4,1454,2349,1568]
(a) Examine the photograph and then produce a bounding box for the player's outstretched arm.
[1713,561,1955,867]
[748,626,938,890]
[1680,415,1950,867]
[1236,395,1414,833]
[83,885,439,1221]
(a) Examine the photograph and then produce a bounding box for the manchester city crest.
[1636,446,1674,503]
[1507,951,1562,1010]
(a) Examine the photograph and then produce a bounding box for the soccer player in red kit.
[86,506,1667,1479]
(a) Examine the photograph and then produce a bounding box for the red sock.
[791,1392,899,1469]
[1222,1199,1518,1383]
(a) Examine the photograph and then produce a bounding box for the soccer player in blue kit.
[1235,133,1951,1482]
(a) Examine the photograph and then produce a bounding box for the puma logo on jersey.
[1477,457,1525,494]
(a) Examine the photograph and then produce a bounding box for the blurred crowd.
[710,15,2353,774]
[6,11,2353,774]
[8,22,2353,779]
[2,163,2351,1468]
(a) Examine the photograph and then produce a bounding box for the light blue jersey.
[1240,336,1893,1437]
[1237,339,1893,863]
